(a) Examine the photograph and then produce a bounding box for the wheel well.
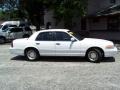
[24,47,40,55]
[86,47,104,57]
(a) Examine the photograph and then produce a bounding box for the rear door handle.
[36,43,40,45]
[56,43,60,45]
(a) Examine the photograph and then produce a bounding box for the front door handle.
[56,43,60,45]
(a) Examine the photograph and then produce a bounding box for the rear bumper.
[104,47,118,57]
[9,47,24,56]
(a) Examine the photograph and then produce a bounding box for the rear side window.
[55,32,71,41]
[36,32,54,41]
[10,28,23,32]
[9,25,17,27]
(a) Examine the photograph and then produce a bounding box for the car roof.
[37,29,69,33]
[8,27,21,29]
[29,29,70,40]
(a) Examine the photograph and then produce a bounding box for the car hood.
[82,38,113,45]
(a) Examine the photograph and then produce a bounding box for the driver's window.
[55,32,71,41]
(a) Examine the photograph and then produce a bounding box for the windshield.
[2,28,9,32]
[68,31,82,40]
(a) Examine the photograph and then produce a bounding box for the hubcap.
[27,50,36,60]
[88,51,98,61]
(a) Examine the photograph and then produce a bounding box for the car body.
[0,21,31,43]
[10,29,118,62]
[0,27,32,43]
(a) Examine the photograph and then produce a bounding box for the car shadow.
[102,57,115,62]
[11,56,115,63]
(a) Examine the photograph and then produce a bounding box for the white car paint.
[10,29,118,58]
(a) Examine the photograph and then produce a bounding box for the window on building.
[110,0,116,3]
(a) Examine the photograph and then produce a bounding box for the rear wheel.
[25,49,39,61]
[86,48,102,63]
[0,37,5,44]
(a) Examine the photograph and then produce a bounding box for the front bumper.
[104,47,118,57]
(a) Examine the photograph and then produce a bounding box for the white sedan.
[10,29,118,63]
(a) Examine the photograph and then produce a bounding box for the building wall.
[87,0,120,15]
[44,10,81,31]
[87,0,120,31]
[0,21,4,24]
[44,10,65,29]
[88,17,107,30]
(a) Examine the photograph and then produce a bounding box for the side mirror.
[71,38,76,42]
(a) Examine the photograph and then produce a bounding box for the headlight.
[105,45,114,49]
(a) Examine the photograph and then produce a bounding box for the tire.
[86,48,102,63]
[25,49,39,61]
[0,37,5,44]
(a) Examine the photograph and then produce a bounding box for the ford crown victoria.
[10,29,118,63]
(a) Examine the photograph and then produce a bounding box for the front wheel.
[86,49,102,63]
[25,49,39,61]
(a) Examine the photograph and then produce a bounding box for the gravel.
[0,44,120,90]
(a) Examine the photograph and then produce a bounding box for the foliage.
[0,10,26,20]
[50,0,87,29]
[0,0,25,20]
[0,0,88,30]
[20,0,87,29]
[20,0,44,30]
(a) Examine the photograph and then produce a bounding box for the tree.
[0,0,25,20]
[50,0,87,29]
[3,0,19,11]
[20,0,87,30]
[20,0,44,31]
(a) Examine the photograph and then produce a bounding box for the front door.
[55,32,78,56]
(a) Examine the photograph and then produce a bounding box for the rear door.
[14,28,23,39]
[35,32,55,56]
[9,28,23,39]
